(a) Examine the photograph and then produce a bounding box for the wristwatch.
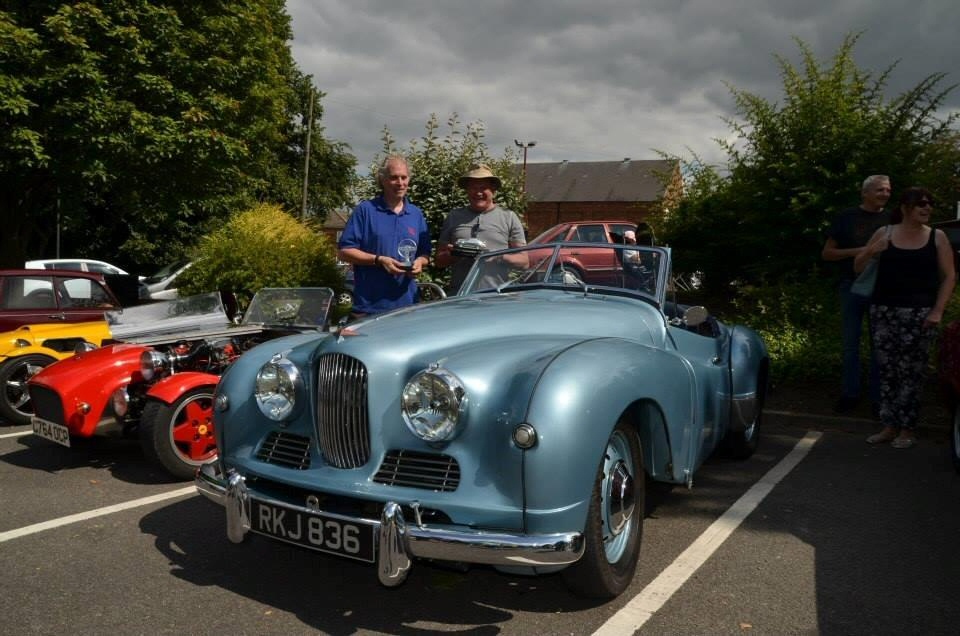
[374,255,381,266]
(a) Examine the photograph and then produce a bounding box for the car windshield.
[144,260,189,284]
[458,243,669,302]
[242,287,334,328]
[106,291,230,339]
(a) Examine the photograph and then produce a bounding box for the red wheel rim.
[170,394,217,463]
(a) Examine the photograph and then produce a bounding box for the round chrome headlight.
[140,350,167,381]
[112,386,129,417]
[255,357,301,421]
[401,368,467,442]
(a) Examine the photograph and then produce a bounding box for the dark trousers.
[870,305,937,430]
[839,280,879,402]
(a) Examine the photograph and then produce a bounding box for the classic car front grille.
[256,431,311,470]
[315,353,370,468]
[374,449,461,492]
[29,385,64,424]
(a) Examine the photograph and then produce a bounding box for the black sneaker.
[833,396,859,413]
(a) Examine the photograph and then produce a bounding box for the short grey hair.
[861,174,890,193]
[378,154,411,182]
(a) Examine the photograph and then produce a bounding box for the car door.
[54,275,121,321]
[565,224,620,283]
[0,274,64,331]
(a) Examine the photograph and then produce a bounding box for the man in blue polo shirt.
[338,155,431,317]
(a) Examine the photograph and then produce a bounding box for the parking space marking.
[0,487,195,544]
[594,430,822,636]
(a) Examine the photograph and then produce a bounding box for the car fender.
[28,343,148,436]
[520,337,698,533]
[146,372,220,405]
[728,325,769,433]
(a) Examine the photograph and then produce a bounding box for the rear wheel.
[563,419,644,598]
[0,354,56,426]
[140,387,217,480]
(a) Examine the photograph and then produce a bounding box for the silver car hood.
[328,289,665,360]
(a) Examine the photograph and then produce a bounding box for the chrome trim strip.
[196,465,585,574]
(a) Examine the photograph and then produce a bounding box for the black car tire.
[0,354,56,426]
[140,387,217,480]
[563,419,644,599]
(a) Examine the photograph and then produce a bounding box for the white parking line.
[0,487,196,544]
[593,431,822,635]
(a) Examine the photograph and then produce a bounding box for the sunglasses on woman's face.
[913,200,934,208]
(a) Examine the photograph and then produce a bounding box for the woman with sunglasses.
[854,187,956,448]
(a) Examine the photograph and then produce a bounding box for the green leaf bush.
[176,203,343,308]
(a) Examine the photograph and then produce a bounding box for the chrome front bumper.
[196,462,584,586]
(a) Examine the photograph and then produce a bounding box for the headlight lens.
[401,368,467,442]
[255,357,301,421]
[112,387,129,417]
[140,350,167,381]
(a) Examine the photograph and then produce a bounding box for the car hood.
[294,290,668,406]
[29,343,148,395]
[336,289,665,355]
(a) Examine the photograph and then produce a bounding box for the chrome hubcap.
[606,460,635,536]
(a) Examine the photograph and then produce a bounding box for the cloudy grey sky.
[287,0,958,169]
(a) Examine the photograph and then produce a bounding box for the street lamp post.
[514,139,536,195]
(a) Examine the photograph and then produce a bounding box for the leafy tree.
[0,2,354,271]
[356,113,525,285]
[657,33,960,294]
[175,203,342,306]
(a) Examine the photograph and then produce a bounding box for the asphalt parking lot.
[2,385,959,635]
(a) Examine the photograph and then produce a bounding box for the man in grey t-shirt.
[437,164,527,292]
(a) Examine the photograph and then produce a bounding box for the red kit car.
[28,288,333,479]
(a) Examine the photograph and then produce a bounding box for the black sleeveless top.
[873,228,939,308]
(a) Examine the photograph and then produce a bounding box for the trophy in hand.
[397,238,418,271]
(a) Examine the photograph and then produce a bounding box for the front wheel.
[0,354,56,426]
[951,403,960,474]
[140,387,217,480]
[563,419,644,599]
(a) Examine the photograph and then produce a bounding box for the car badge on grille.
[305,495,320,511]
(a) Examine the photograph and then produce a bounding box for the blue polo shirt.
[338,196,431,314]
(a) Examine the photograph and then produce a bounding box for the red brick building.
[520,159,681,239]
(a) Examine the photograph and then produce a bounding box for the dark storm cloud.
[288,1,959,167]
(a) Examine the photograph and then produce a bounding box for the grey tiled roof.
[520,159,674,202]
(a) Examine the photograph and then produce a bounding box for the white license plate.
[31,416,71,447]
[250,498,376,563]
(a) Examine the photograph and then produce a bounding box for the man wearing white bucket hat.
[437,164,527,292]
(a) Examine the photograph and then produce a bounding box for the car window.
[56,276,118,309]
[0,275,57,309]
[570,225,607,243]
[85,262,122,275]
[49,261,86,271]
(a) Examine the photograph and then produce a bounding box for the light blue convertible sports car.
[196,242,768,598]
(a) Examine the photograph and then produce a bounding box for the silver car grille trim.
[316,353,371,468]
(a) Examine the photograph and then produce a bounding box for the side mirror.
[683,305,709,327]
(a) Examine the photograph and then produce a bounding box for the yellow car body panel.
[0,321,113,364]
